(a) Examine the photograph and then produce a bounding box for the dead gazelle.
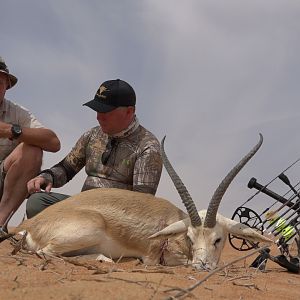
[1,134,272,270]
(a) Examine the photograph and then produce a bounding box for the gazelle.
[1,134,272,270]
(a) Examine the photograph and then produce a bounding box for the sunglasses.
[101,138,117,165]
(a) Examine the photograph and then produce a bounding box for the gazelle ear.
[148,218,190,239]
[218,215,273,244]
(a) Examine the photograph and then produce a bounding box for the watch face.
[14,125,22,134]
[11,124,22,138]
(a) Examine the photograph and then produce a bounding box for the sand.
[0,238,299,300]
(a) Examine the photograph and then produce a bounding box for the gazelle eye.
[214,238,221,246]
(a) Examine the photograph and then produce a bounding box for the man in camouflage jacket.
[26,79,162,218]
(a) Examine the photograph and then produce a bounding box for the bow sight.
[229,167,300,273]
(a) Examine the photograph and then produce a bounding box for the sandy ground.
[0,238,299,300]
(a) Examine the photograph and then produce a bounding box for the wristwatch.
[10,124,22,139]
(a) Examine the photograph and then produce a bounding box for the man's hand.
[27,176,52,194]
[0,121,12,139]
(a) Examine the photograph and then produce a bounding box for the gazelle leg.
[96,254,114,262]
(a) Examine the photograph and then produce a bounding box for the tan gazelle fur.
[1,134,272,270]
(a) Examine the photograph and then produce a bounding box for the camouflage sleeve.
[40,130,90,188]
[132,141,163,195]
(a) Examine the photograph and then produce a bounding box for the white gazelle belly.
[25,229,143,259]
[94,230,143,259]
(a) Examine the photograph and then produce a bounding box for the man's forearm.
[39,165,68,188]
[18,127,60,152]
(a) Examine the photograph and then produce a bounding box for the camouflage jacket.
[40,118,162,195]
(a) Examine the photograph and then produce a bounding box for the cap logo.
[97,85,109,99]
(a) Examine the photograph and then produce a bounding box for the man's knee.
[26,192,45,218]
[4,143,43,174]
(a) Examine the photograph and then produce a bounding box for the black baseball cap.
[83,79,136,113]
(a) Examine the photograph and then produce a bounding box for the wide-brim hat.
[83,79,136,113]
[0,56,18,89]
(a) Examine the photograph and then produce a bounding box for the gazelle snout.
[192,249,220,270]
[187,224,226,271]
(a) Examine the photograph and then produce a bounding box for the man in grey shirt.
[0,56,60,233]
[27,79,163,217]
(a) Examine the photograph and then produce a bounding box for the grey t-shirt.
[0,98,44,161]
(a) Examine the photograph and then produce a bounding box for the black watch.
[11,124,22,139]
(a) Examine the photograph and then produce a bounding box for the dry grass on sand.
[0,239,299,300]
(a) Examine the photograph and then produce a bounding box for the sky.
[1,0,300,225]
